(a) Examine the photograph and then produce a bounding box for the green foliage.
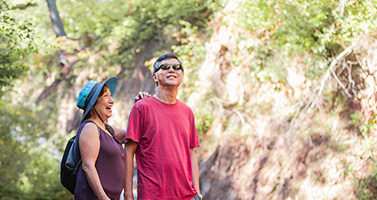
[313,169,327,184]
[342,159,353,178]
[173,20,209,98]
[238,0,377,84]
[354,175,377,199]
[241,0,377,55]
[172,20,208,67]
[355,156,377,199]
[0,0,37,88]
[359,119,377,141]
[0,100,70,199]
[191,93,216,137]
[54,0,219,67]
[348,114,377,198]
[196,107,214,136]
[349,113,377,140]
[0,0,221,198]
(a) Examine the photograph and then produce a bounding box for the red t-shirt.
[126,97,200,200]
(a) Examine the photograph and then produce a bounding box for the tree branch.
[10,2,37,10]
[288,46,353,135]
[46,0,66,37]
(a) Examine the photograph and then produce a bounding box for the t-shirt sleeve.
[189,110,200,149]
[126,105,142,143]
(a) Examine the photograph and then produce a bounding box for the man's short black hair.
[152,53,183,74]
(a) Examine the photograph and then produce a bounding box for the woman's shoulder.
[80,121,100,136]
[80,120,98,128]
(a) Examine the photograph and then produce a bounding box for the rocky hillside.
[190,3,377,200]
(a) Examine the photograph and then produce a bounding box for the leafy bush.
[0,1,37,88]
[0,100,71,199]
[238,0,377,84]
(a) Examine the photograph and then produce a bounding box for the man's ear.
[152,73,158,83]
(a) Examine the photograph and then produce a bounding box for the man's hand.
[134,91,151,103]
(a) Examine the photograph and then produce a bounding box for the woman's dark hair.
[83,85,109,121]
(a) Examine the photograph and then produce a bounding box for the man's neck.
[154,87,178,104]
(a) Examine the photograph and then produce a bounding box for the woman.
[74,76,147,200]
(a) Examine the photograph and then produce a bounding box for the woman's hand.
[134,91,151,103]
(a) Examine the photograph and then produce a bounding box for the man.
[124,53,202,200]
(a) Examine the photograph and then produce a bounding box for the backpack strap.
[105,124,122,145]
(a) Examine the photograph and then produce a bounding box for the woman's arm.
[79,123,110,200]
[112,91,151,144]
[113,127,126,144]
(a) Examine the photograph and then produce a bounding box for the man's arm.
[124,140,138,200]
[190,148,201,196]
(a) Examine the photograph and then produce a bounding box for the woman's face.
[94,86,114,120]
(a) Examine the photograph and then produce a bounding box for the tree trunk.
[46,0,66,37]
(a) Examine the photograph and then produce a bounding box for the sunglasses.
[155,64,183,72]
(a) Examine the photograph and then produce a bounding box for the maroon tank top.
[74,121,125,200]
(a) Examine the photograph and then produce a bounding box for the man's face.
[153,58,184,88]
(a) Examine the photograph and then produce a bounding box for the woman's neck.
[87,117,105,127]
[86,117,113,136]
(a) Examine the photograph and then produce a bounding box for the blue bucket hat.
[76,76,117,122]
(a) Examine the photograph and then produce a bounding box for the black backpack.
[60,121,101,194]
[60,134,81,194]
